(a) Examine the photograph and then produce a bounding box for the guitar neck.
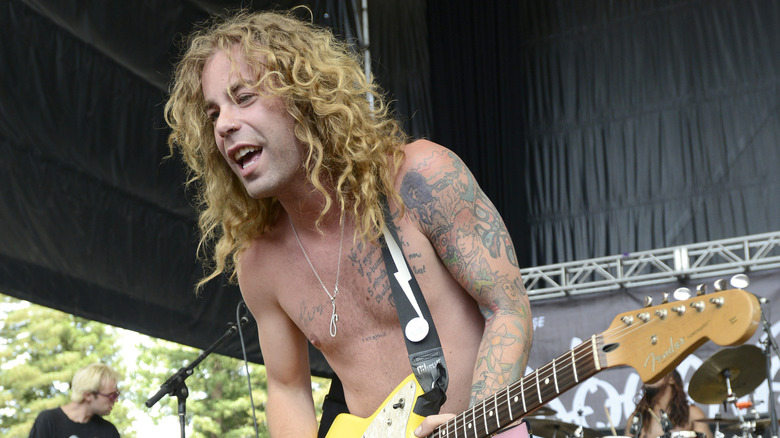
[427,288,760,438]
[430,335,604,438]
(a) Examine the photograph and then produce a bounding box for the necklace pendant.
[329,298,338,337]
[288,215,345,339]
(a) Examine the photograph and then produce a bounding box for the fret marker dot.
[513,396,519,402]
[489,412,494,417]
[545,377,550,385]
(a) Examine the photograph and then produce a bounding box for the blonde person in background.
[29,363,121,438]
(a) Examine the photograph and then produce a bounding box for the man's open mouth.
[234,146,262,169]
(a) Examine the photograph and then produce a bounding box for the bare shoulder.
[398,139,461,174]
[395,139,475,209]
[236,229,288,310]
[401,138,446,154]
[688,404,706,418]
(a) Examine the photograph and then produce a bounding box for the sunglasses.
[94,390,120,402]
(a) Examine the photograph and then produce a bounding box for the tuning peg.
[709,296,725,307]
[696,284,707,296]
[730,274,750,289]
[644,296,653,307]
[662,292,670,304]
[714,279,728,291]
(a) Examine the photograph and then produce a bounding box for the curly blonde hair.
[165,10,407,288]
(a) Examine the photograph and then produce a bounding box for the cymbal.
[721,416,778,432]
[527,406,558,417]
[694,417,740,424]
[524,419,600,438]
[688,345,766,404]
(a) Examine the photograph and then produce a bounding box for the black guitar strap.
[379,198,449,416]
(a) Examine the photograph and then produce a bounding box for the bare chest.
[291,271,397,351]
[279,225,443,352]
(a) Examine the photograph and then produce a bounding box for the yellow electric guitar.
[326,288,761,437]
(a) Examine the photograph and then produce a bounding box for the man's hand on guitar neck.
[415,414,529,437]
[414,413,456,437]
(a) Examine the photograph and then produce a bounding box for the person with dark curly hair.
[626,370,712,438]
[165,9,532,438]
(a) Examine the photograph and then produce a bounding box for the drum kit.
[688,345,775,438]
[525,344,775,438]
[524,413,601,438]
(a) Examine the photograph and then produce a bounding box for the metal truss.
[522,231,780,301]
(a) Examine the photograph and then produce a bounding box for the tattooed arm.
[399,140,533,406]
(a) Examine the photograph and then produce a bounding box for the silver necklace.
[289,215,345,337]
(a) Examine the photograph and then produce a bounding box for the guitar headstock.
[599,286,760,383]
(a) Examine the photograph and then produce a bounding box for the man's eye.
[236,93,254,104]
[207,111,219,122]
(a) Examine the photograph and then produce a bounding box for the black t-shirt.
[29,407,120,438]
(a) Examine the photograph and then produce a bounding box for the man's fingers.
[414,413,456,437]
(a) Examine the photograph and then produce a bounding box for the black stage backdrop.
[1,0,779,380]
[427,0,780,269]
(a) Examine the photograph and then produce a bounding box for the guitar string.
[434,316,664,437]
[477,318,660,436]
[432,340,598,437]
[434,342,597,436]
[435,345,608,436]
[438,292,729,436]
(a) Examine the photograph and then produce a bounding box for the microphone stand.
[759,298,779,438]
[145,316,250,438]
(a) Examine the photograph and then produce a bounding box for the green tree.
[0,294,132,437]
[1,294,331,437]
[130,332,330,437]
[131,338,270,437]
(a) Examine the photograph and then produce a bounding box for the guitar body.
[326,374,426,437]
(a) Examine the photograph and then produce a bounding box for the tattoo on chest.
[347,240,392,305]
[362,332,388,343]
[298,300,325,331]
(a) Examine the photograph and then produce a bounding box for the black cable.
[237,300,260,438]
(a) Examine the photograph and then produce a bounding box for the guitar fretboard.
[429,335,604,438]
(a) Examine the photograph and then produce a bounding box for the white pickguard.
[361,379,418,437]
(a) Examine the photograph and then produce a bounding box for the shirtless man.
[165,10,532,437]
[626,370,712,438]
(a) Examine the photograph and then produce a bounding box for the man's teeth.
[234,146,259,162]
